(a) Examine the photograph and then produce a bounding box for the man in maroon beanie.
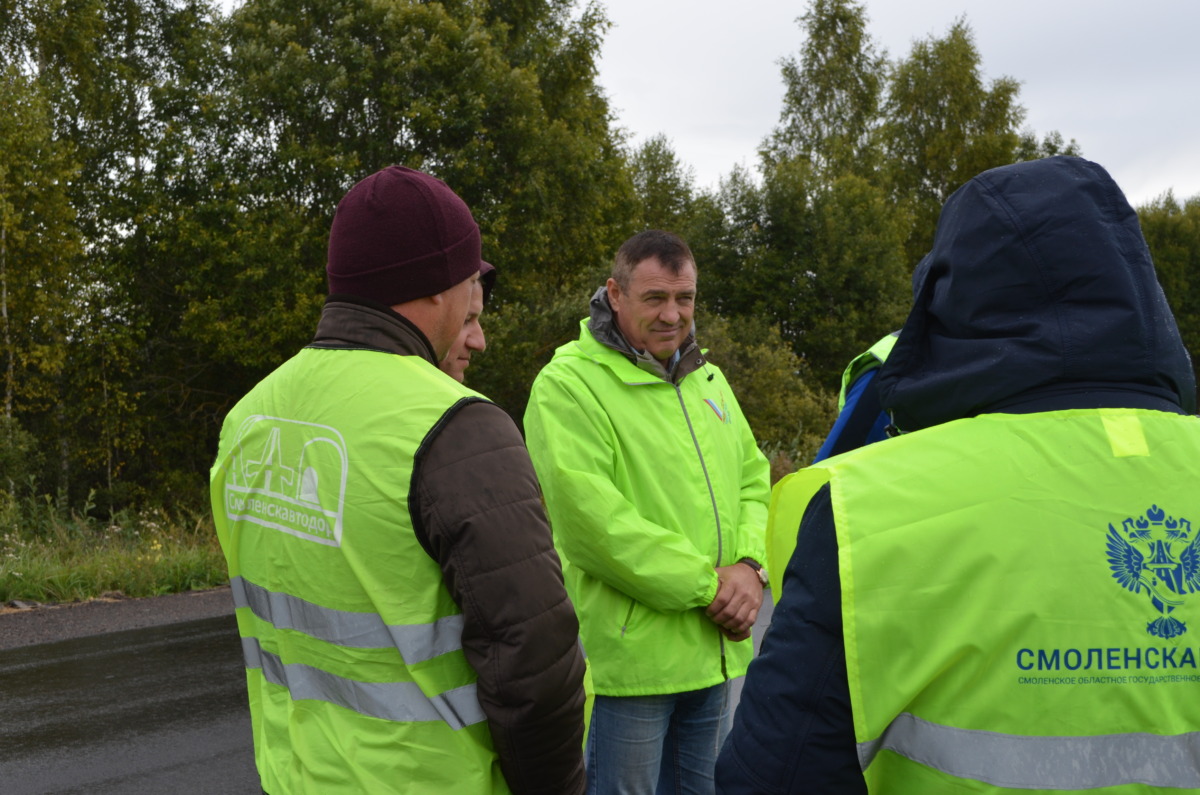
[210,166,586,794]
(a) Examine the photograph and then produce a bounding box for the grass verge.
[0,442,806,606]
[0,494,227,604]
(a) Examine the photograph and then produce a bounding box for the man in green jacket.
[524,230,770,794]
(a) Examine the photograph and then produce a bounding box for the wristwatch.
[737,557,769,588]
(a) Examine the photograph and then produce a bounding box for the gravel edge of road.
[0,586,236,652]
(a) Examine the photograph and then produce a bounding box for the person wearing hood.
[524,230,770,793]
[715,156,1200,793]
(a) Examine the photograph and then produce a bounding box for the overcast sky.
[595,0,1199,208]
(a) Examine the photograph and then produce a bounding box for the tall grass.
[0,486,226,604]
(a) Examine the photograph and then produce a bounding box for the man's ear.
[606,277,621,307]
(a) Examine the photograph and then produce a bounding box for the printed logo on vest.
[223,415,348,546]
[1107,505,1200,639]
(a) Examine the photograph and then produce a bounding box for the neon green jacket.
[525,317,769,696]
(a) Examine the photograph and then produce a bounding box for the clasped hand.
[705,563,763,642]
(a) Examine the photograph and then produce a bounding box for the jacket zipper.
[620,597,636,637]
[675,385,723,562]
[675,384,729,677]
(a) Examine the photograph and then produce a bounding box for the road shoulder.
[0,586,234,651]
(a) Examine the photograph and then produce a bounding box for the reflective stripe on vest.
[241,636,486,729]
[231,576,464,665]
[862,712,1200,790]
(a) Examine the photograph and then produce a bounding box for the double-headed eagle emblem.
[1107,505,1200,639]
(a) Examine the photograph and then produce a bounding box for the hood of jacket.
[876,156,1197,433]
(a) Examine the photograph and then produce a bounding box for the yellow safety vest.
[210,347,508,794]
[771,409,1200,792]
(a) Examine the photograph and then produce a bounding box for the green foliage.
[5,0,1200,607]
[1015,129,1082,162]
[691,3,1082,400]
[5,0,237,502]
[686,166,772,318]
[630,134,697,232]
[0,417,42,492]
[2,0,636,509]
[0,65,79,428]
[698,311,836,467]
[690,162,908,391]
[226,0,634,290]
[766,0,884,180]
[882,21,1023,199]
[880,20,1026,260]
[790,174,910,387]
[1138,192,1200,390]
[0,498,225,602]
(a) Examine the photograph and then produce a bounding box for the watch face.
[757,568,769,587]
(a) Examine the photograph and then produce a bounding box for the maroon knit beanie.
[327,166,482,305]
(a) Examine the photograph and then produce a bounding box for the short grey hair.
[612,230,695,289]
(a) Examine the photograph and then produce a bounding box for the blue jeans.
[586,682,733,795]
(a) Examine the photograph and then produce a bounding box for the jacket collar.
[310,294,439,364]
[585,286,705,385]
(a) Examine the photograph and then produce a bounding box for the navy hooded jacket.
[715,156,1196,794]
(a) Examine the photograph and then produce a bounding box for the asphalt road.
[0,589,260,794]
[0,586,773,793]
